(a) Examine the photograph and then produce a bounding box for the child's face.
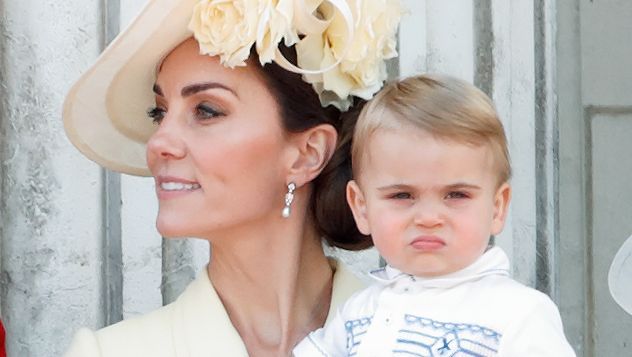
[347,126,511,277]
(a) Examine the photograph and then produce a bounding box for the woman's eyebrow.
[181,82,238,98]
[151,82,238,98]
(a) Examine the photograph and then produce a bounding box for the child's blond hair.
[352,74,511,186]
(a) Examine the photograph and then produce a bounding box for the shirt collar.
[369,246,511,290]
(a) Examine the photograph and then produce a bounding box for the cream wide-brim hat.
[63,0,198,176]
[64,0,397,175]
[608,234,632,315]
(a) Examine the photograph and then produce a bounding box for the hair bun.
[312,99,373,250]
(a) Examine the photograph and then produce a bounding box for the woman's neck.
[207,215,333,356]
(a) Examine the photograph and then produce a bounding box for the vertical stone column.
[120,174,163,317]
[490,1,537,286]
[556,1,586,353]
[0,1,104,356]
[534,0,559,299]
[425,1,475,81]
[101,0,124,329]
[399,0,426,76]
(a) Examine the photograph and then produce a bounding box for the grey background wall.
[0,0,630,356]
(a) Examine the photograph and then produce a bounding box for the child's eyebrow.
[376,183,413,191]
[444,183,482,190]
[375,183,483,192]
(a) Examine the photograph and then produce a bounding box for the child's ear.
[346,180,371,235]
[491,182,511,235]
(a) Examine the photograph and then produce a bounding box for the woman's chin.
[155,217,192,238]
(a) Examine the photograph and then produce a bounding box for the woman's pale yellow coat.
[64,260,363,357]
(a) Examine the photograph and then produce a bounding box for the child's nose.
[412,200,443,228]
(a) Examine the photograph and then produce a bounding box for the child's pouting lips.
[410,235,446,250]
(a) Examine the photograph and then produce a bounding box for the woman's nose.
[146,118,186,160]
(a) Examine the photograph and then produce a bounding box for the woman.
[63,0,401,355]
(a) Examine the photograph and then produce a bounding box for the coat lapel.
[170,259,364,356]
[172,271,249,356]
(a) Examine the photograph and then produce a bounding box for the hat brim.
[63,0,198,176]
[608,234,632,315]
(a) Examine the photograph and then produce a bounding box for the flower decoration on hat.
[189,0,402,111]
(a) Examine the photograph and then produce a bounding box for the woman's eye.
[390,192,412,200]
[445,191,469,199]
[147,106,166,124]
[196,103,224,120]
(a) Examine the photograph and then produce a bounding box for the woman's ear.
[491,182,511,235]
[286,124,337,186]
[347,180,371,235]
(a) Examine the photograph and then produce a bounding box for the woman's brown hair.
[252,46,372,250]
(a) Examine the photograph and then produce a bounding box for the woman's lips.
[410,236,446,251]
[155,176,201,199]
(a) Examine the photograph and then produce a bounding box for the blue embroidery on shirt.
[369,267,386,274]
[390,315,501,356]
[345,317,373,356]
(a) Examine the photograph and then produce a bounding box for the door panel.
[590,112,632,354]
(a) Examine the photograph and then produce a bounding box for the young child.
[293,74,575,356]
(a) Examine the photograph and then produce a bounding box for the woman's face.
[146,38,293,238]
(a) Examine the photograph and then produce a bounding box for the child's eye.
[147,106,166,124]
[196,103,224,120]
[445,191,469,199]
[390,192,412,200]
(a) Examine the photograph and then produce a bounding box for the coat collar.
[171,258,364,356]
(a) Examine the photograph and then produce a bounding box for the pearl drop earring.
[282,182,296,218]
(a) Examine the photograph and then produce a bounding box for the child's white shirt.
[293,247,575,356]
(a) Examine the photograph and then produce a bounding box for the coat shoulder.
[64,303,177,357]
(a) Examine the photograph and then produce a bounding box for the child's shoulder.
[459,274,566,338]
[480,273,559,312]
